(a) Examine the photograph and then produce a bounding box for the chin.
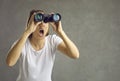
[38,35,46,39]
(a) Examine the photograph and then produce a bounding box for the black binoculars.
[34,13,61,23]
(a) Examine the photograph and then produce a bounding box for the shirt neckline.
[28,37,47,53]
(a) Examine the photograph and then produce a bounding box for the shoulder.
[21,38,30,52]
[46,34,63,48]
[46,34,58,39]
[46,34,62,42]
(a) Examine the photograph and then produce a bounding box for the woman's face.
[31,11,49,40]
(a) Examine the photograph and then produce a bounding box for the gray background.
[0,0,120,81]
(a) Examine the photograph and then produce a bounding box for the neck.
[29,37,45,51]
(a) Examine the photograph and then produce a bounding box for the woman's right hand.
[25,13,41,35]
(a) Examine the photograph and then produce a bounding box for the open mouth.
[39,29,44,37]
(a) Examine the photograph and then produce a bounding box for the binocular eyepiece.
[34,13,61,23]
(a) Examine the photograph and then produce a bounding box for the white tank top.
[16,35,62,81]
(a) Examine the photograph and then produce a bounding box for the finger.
[49,22,57,31]
[36,22,42,26]
[29,13,35,24]
[49,22,56,28]
[56,21,61,27]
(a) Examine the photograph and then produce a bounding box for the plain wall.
[0,0,120,81]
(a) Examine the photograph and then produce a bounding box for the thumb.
[49,22,57,31]
[34,22,42,28]
[36,22,42,26]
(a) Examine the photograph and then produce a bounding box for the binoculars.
[34,13,61,23]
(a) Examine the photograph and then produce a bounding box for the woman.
[6,9,79,81]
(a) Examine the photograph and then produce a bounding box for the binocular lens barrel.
[34,13,44,22]
[34,13,61,23]
[53,13,61,22]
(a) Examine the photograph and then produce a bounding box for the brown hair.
[27,9,49,39]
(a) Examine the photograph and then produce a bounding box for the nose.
[39,21,46,27]
[38,20,45,24]
[40,21,45,25]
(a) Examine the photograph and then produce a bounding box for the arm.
[57,31,79,59]
[6,32,30,66]
[50,21,80,59]
[6,13,40,66]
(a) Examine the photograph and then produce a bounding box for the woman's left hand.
[50,21,63,35]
